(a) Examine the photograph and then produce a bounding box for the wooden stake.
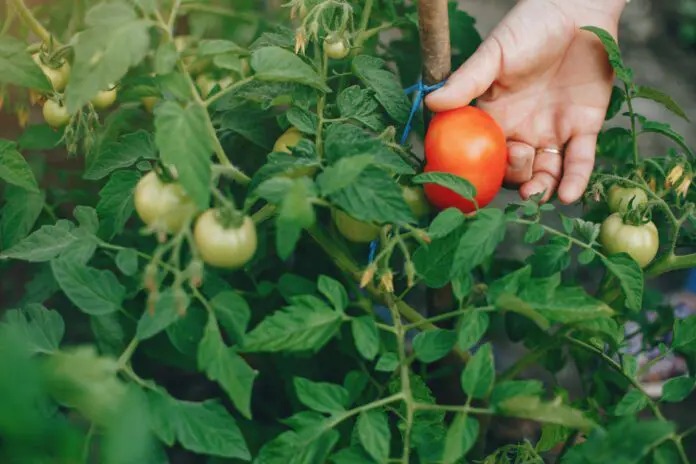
[417,0,452,86]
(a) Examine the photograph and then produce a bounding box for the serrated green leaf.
[251,47,329,92]
[413,172,477,205]
[294,377,349,413]
[318,275,348,313]
[0,185,44,249]
[1,224,78,262]
[84,131,154,180]
[353,56,410,123]
[0,37,51,90]
[0,140,39,193]
[427,208,467,240]
[197,315,257,419]
[413,329,457,363]
[287,107,319,134]
[634,86,689,121]
[65,2,151,111]
[498,396,594,430]
[614,389,648,416]
[136,288,188,340]
[457,310,489,351]
[375,353,399,372]
[209,291,250,345]
[442,414,478,464]
[317,154,374,196]
[357,409,390,463]
[51,259,125,315]
[451,209,507,276]
[97,170,140,239]
[115,248,138,276]
[2,304,64,355]
[661,376,695,403]
[524,223,545,243]
[601,253,643,312]
[241,296,342,353]
[154,102,212,209]
[491,380,544,406]
[460,343,494,399]
[147,389,250,459]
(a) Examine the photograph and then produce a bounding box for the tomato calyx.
[213,206,247,230]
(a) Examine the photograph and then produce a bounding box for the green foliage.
[0,1,695,463]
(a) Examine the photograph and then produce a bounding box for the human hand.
[425,0,626,204]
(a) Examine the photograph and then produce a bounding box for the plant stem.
[564,336,665,420]
[204,76,254,107]
[413,403,493,415]
[9,0,54,45]
[647,252,696,278]
[315,51,329,158]
[167,0,182,33]
[402,306,495,331]
[117,338,139,369]
[1,2,16,35]
[82,424,95,463]
[624,83,639,166]
[308,224,470,362]
[513,218,602,255]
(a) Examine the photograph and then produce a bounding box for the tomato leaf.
[136,288,188,341]
[147,389,250,459]
[581,26,633,83]
[357,410,391,463]
[353,56,410,123]
[614,389,648,416]
[413,329,457,363]
[412,172,477,205]
[536,423,570,453]
[351,317,379,361]
[451,208,507,276]
[0,185,44,249]
[413,227,465,288]
[673,316,696,355]
[317,154,374,196]
[241,295,343,353]
[208,291,250,345]
[18,124,64,151]
[198,39,246,55]
[197,314,257,419]
[640,119,694,158]
[154,101,213,210]
[251,46,330,92]
[331,447,377,464]
[605,85,626,120]
[1,223,79,262]
[601,253,643,312]
[634,85,689,122]
[0,140,39,193]
[114,248,139,276]
[457,310,489,352]
[294,377,349,413]
[166,306,207,357]
[661,376,695,403]
[286,107,319,134]
[490,380,544,406]
[2,304,64,355]
[276,179,316,260]
[96,170,141,240]
[460,343,494,399]
[526,242,571,277]
[84,131,155,180]
[0,36,51,91]
[497,395,594,430]
[518,277,614,323]
[65,2,151,112]
[318,275,348,313]
[329,166,415,225]
[427,208,467,240]
[375,353,399,372]
[51,258,125,315]
[442,414,478,464]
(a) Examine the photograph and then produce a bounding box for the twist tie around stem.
[367,79,447,264]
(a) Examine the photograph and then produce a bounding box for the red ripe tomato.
[423,106,507,213]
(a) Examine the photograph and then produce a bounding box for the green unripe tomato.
[42,99,71,128]
[134,171,197,233]
[607,184,648,213]
[599,213,659,268]
[194,210,258,269]
[403,186,430,219]
[332,210,381,243]
[324,33,350,60]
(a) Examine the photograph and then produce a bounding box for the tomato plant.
[423,106,507,213]
[1,1,696,463]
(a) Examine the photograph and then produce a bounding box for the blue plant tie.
[367,79,447,265]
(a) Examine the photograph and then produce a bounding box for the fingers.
[425,39,502,113]
[505,141,535,185]
[520,148,563,203]
[558,133,598,204]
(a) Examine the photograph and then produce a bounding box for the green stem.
[564,336,665,420]
[117,338,139,369]
[624,83,639,166]
[1,2,16,35]
[204,76,254,107]
[413,403,493,415]
[9,0,54,45]
[646,252,696,278]
[403,307,495,331]
[307,224,471,363]
[82,424,95,463]
[167,0,182,33]
[514,219,602,255]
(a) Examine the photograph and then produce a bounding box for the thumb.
[425,38,502,113]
